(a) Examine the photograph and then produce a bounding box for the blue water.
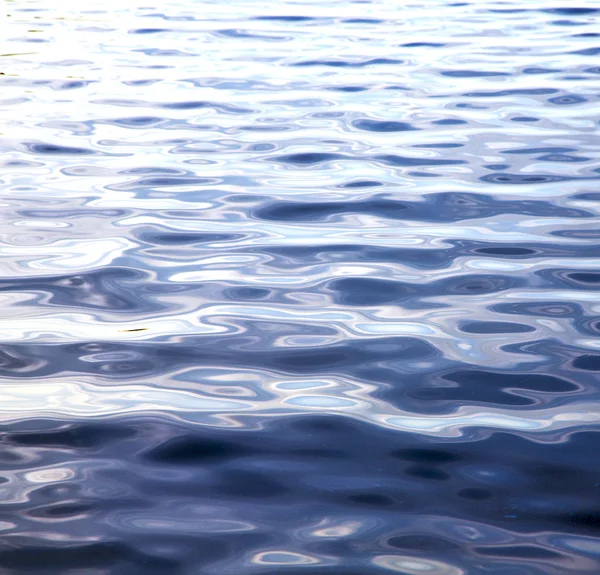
[2,0,600,572]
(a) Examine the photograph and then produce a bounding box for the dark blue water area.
[2,0,600,573]
[3,416,600,575]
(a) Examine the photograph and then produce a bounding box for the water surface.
[2,0,600,573]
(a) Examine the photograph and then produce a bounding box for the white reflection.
[24,467,75,484]
[372,555,464,574]
[1,237,135,271]
[0,376,598,437]
[251,551,320,566]
[125,517,255,534]
[310,520,363,538]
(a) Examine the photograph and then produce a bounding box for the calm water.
[2,0,600,573]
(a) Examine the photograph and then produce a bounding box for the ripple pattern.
[2,0,600,572]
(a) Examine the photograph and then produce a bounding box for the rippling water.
[2,0,600,572]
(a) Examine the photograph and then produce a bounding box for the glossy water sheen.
[2,0,600,573]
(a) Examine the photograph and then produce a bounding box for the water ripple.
[2,0,600,572]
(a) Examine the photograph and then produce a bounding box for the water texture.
[1,0,600,572]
